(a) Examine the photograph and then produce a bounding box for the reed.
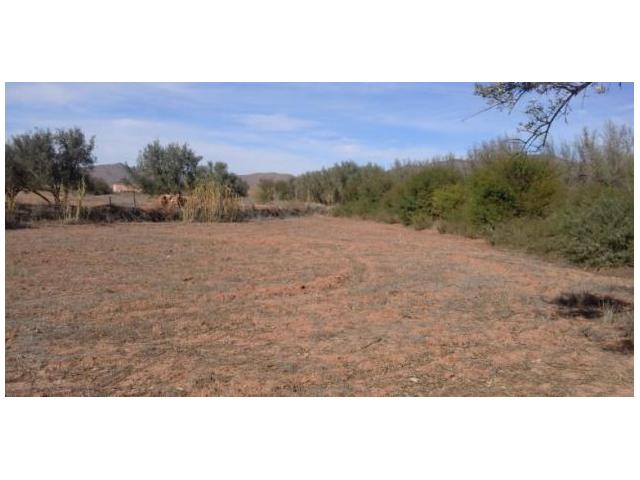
[75,176,87,222]
[59,178,88,223]
[182,179,242,222]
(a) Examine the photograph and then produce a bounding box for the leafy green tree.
[51,127,96,204]
[5,143,28,210]
[341,164,392,211]
[84,176,112,195]
[198,161,249,197]
[291,161,360,204]
[6,130,53,202]
[5,127,95,206]
[134,140,201,193]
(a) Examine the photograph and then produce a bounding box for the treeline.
[5,130,251,225]
[5,132,249,204]
[258,123,632,267]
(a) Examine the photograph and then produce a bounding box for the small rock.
[409,377,419,383]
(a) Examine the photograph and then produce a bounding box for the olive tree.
[51,127,96,204]
[133,140,202,193]
[5,127,95,207]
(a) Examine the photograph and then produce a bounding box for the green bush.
[432,183,467,219]
[485,186,633,267]
[555,187,633,266]
[256,178,277,202]
[283,125,633,268]
[486,216,559,255]
[337,165,393,217]
[468,154,561,227]
[256,178,295,202]
[389,164,462,226]
[85,176,112,195]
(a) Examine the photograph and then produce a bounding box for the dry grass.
[182,181,242,222]
[5,216,634,396]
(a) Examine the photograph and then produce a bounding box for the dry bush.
[58,179,88,224]
[182,180,242,222]
[75,177,87,222]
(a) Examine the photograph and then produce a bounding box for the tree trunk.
[31,190,52,205]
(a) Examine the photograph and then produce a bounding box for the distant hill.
[240,172,295,196]
[89,163,133,186]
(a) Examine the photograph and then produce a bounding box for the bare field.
[5,216,633,396]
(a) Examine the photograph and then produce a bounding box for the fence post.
[109,196,112,207]
[133,190,136,208]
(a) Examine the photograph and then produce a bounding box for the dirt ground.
[5,216,634,396]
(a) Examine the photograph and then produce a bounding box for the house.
[112,183,141,193]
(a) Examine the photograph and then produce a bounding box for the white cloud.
[7,83,85,106]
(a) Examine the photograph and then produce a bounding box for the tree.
[198,161,249,197]
[474,82,613,151]
[6,129,54,202]
[134,140,202,194]
[51,127,96,205]
[5,143,27,211]
[5,128,95,207]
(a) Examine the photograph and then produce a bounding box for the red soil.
[4,216,633,396]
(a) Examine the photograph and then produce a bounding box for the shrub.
[292,161,362,205]
[390,164,462,226]
[256,178,295,202]
[200,161,249,197]
[468,154,561,227]
[432,183,467,219]
[256,179,277,202]
[338,164,394,217]
[85,176,112,195]
[554,186,633,266]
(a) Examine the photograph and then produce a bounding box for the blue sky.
[5,82,634,175]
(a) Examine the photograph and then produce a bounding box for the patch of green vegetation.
[299,123,633,267]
